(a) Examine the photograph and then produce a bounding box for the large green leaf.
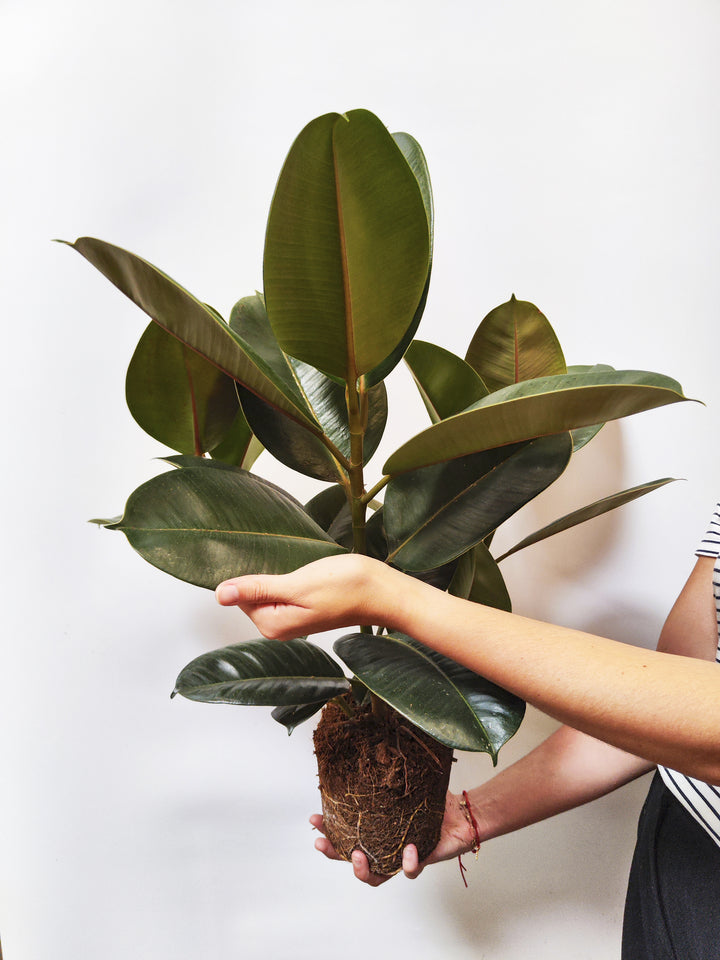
[125,321,240,455]
[363,131,435,386]
[238,387,347,483]
[404,339,488,423]
[230,295,387,481]
[496,477,678,562]
[172,638,350,705]
[263,110,430,382]
[100,464,346,588]
[465,296,566,392]
[335,632,525,757]
[384,369,690,475]
[384,434,573,571]
[566,364,614,451]
[449,542,512,612]
[63,238,319,430]
[227,294,313,408]
[161,454,304,507]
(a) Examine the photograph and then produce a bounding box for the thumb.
[215,574,286,607]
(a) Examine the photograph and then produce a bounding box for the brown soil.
[313,699,453,877]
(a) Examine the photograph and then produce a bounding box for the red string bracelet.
[458,790,481,887]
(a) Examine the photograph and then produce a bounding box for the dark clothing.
[622,772,720,959]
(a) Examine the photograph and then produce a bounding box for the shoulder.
[695,503,720,559]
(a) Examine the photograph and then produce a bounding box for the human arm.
[311,724,653,882]
[216,553,720,782]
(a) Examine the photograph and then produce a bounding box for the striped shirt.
[658,504,720,845]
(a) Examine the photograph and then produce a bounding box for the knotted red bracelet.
[458,790,481,887]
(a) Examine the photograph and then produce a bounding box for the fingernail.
[215,583,240,604]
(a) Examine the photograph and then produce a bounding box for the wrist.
[377,566,440,636]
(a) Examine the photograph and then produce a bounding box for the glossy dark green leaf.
[496,477,678,562]
[271,701,328,734]
[404,340,488,423]
[364,131,435,386]
[173,638,350,705]
[230,295,387,481]
[449,542,512,611]
[326,502,355,551]
[335,632,524,757]
[208,402,264,469]
[161,454,304,507]
[566,365,614,451]
[239,386,347,483]
[263,110,430,382]
[392,132,433,237]
[101,464,346,588]
[406,558,461,592]
[364,506,388,561]
[228,294,302,400]
[63,238,319,430]
[125,321,240,455]
[304,484,349,531]
[447,549,475,599]
[290,358,389,462]
[384,369,690,476]
[465,296,566,392]
[570,423,605,452]
[384,434,573,571]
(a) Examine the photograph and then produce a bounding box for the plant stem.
[362,475,391,504]
[371,694,389,720]
[331,695,356,718]
[346,376,368,556]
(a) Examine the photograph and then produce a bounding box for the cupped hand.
[215,554,406,640]
[310,792,477,886]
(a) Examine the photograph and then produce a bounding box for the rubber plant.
[62,109,689,876]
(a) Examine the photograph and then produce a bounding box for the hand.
[215,554,405,640]
[310,792,478,886]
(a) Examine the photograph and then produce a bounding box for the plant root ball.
[313,700,453,877]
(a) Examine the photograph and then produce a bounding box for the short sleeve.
[696,503,720,558]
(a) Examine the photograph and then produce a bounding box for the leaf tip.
[88,515,122,529]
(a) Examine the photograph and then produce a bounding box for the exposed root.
[314,700,453,876]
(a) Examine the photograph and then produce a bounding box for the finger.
[217,573,297,608]
[309,813,326,835]
[215,581,244,606]
[351,850,388,887]
[402,844,424,880]
[314,836,343,861]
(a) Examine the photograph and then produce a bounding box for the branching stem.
[362,475,390,504]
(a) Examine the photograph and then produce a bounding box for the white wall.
[2,1,719,957]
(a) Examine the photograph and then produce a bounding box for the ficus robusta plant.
[62,108,689,763]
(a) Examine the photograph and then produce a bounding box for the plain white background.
[2,1,719,957]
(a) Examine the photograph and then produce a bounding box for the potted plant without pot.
[62,108,689,877]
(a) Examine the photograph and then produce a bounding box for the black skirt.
[622,771,720,959]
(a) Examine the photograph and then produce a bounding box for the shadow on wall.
[498,420,628,602]
[441,775,650,956]
[443,710,652,958]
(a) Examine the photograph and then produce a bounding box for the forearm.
[466,725,653,843]
[380,568,720,783]
[217,553,720,783]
